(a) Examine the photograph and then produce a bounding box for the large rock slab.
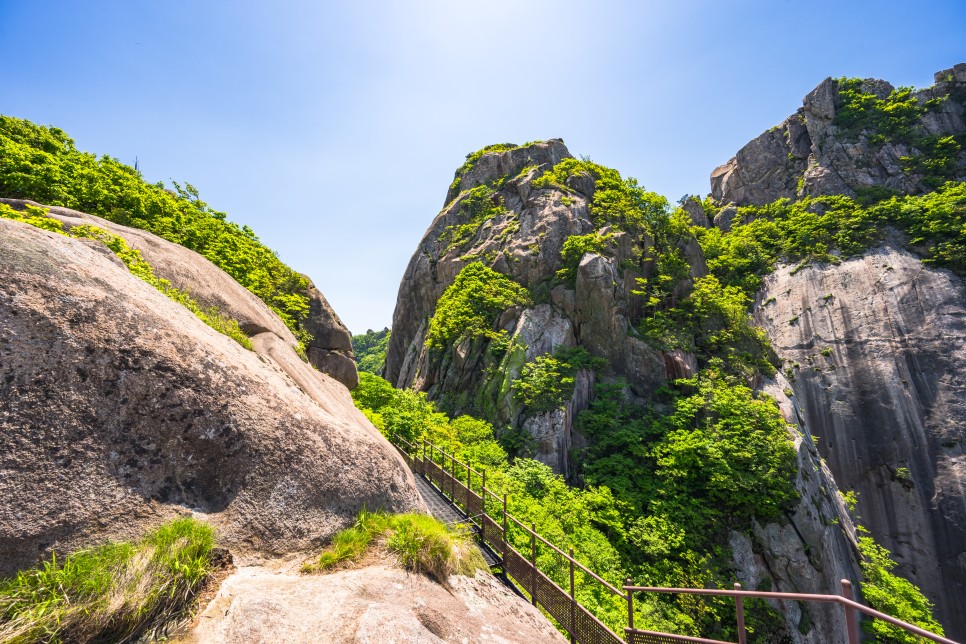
[0,218,420,574]
[755,245,966,637]
[179,563,567,643]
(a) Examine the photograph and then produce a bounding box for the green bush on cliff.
[556,232,612,284]
[449,143,519,194]
[352,327,391,374]
[0,517,216,644]
[856,531,945,642]
[425,262,531,351]
[512,347,606,413]
[0,116,311,344]
[0,203,252,349]
[696,181,966,296]
[533,158,669,232]
[438,184,507,252]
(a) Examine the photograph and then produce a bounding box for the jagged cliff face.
[754,247,966,637]
[712,63,966,207]
[385,141,674,475]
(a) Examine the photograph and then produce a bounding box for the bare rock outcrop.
[0,216,421,575]
[385,141,671,474]
[712,63,966,207]
[302,280,359,390]
[180,564,566,644]
[754,246,966,637]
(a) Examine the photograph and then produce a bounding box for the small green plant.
[820,347,833,357]
[841,490,859,513]
[789,316,800,325]
[438,184,508,252]
[0,517,216,644]
[783,387,794,397]
[303,510,486,584]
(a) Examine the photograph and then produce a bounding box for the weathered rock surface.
[0,198,359,389]
[179,563,566,643]
[385,141,672,473]
[712,63,966,207]
[754,245,966,637]
[0,216,421,575]
[731,372,862,643]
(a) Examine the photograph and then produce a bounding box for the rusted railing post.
[481,470,487,526]
[421,438,426,475]
[734,583,747,644]
[569,547,576,644]
[841,579,859,644]
[502,493,508,583]
[530,523,537,605]
[626,579,635,644]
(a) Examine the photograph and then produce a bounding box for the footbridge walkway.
[392,433,956,644]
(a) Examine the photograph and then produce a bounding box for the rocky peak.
[712,64,966,208]
[444,139,572,206]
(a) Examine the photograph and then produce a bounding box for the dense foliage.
[512,347,606,413]
[351,327,390,374]
[0,116,312,345]
[696,182,966,299]
[425,262,531,350]
[1,203,252,348]
[0,517,215,643]
[556,232,612,284]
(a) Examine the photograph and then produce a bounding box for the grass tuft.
[302,510,487,584]
[0,517,216,644]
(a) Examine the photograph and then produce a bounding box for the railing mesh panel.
[532,567,573,633]
[481,513,504,547]
[467,489,483,520]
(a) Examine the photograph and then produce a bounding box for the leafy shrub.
[557,232,612,284]
[352,327,391,374]
[857,532,945,642]
[512,347,606,413]
[0,517,216,644]
[0,116,311,344]
[532,158,668,232]
[696,182,966,297]
[833,78,963,187]
[425,262,530,350]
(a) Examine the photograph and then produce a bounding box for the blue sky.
[2,0,964,333]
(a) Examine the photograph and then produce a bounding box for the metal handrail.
[390,433,956,644]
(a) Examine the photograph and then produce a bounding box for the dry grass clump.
[0,517,216,643]
[303,510,487,583]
